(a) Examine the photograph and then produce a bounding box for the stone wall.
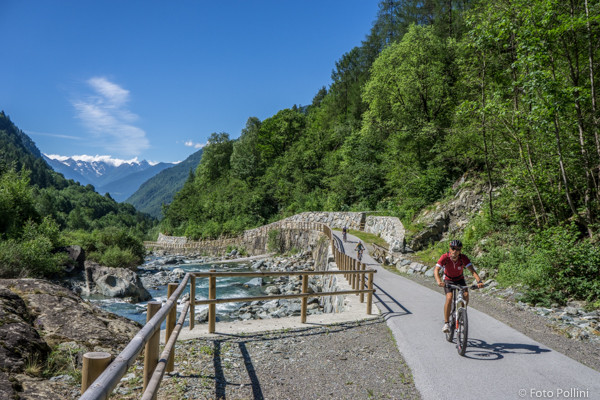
[284,212,365,230]
[148,212,406,256]
[364,216,405,252]
[157,233,187,245]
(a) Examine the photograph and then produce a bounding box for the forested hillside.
[125,149,203,218]
[0,112,155,277]
[161,0,600,306]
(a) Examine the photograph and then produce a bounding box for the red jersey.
[436,253,472,281]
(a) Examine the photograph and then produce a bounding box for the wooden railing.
[79,221,376,400]
[371,243,392,264]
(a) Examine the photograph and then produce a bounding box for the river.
[85,260,267,327]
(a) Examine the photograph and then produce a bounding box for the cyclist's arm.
[467,265,484,288]
[434,265,444,287]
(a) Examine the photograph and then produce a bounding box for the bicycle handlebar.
[445,283,482,290]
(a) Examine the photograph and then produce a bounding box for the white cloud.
[73,77,149,156]
[184,140,205,149]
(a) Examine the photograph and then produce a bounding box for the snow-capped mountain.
[43,154,175,202]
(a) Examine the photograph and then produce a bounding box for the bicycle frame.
[445,283,478,356]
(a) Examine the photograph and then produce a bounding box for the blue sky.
[1,1,380,163]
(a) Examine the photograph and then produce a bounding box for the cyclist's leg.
[444,292,453,322]
[455,278,469,305]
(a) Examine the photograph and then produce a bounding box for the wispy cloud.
[184,140,205,149]
[72,77,149,156]
[28,131,82,140]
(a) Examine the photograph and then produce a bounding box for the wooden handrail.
[140,301,190,400]
[194,287,375,306]
[79,274,190,400]
[192,269,371,277]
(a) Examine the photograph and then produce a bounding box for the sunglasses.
[450,246,462,251]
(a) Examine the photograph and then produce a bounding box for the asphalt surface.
[336,231,600,400]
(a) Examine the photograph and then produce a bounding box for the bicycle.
[445,282,480,356]
[342,231,347,242]
[357,248,364,262]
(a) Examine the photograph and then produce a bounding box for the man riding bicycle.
[342,226,348,242]
[434,240,484,333]
[354,240,365,260]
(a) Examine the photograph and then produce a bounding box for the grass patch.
[335,229,388,248]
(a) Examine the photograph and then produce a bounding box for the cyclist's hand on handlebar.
[437,281,445,287]
[477,281,485,289]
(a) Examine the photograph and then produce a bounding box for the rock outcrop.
[0,279,141,399]
[84,261,151,302]
[410,174,484,250]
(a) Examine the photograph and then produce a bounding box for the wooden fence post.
[208,269,216,333]
[143,302,161,393]
[165,283,178,372]
[352,258,357,291]
[81,352,111,394]
[190,275,196,330]
[301,274,308,323]
[360,263,366,303]
[367,270,374,315]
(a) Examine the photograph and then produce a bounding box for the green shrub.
[267,229,284,253]
[95,246,139,269]
[0,237,64,278]
[62,227,145,269]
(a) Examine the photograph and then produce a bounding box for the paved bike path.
[336,231,600,400]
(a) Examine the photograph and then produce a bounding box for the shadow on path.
[239,342,264,400]
[373,282,412,319]
[454,338,552,361]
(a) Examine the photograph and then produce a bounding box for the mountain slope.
[125,149,203,218]
[98,162,173,202]
[0,111,55,187]
[43,155,91,185]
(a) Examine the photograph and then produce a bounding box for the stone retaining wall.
[364,216,405,252]
[157,233,187,244]
[148,212,406,256]
[284,212,365,230]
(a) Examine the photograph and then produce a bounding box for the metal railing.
[79,221,376,400]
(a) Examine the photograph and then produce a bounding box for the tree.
[230,117,262,182]
[0,168,40,239]
[196,132,233,184]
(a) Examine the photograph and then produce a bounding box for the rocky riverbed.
[136,249,347,325]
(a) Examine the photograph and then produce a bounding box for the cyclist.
[342,226,348,242]
[355,240,365,261]
[434,240,484,333]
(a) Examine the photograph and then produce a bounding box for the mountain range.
[43,155,176,202]
[41,150,203,217]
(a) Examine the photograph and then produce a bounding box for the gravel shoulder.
[400,270,600,372]
[112,318,421,400]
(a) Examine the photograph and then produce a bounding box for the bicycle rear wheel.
[456,308,468,356]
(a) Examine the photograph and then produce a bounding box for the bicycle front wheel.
[456,308,468,356]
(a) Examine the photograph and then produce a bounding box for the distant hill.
[0,111,55,187]
[97,162,174,202]
[125,149,203,218]
[43,155,176,202]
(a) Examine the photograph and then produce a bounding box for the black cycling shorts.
[444,278,467,294]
